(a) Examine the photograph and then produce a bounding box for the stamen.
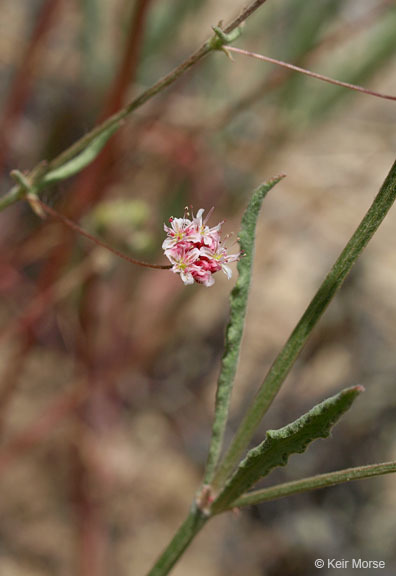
[229,236,240,248]
[222,232,234,249]
[203,206,215,225]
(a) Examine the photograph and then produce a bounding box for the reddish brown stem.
[72,435,108,576]
[68,0,156,216]
[0,0,63,174]
[37,199,171,270]
[102,0,155,120]
[0,1,160,434]
[214,0,393,130]
[226,46,396,102]
[0,340,31,433]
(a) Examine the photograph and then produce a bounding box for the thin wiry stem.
[223,0,269,33]
[0,0,270,213]
[226,46,396,102]
[37,200,171,270]
[213,0,392,131]
[146,506,208,576]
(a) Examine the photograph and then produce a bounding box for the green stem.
[212,158,396,491]
[147,462,396,574]
[146,505,208,576]
[46,44,211,173]
[0,0,269,213]
[226,461,396,509]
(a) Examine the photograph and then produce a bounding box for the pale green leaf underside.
[212,385,363,512]
[41,123,119,186]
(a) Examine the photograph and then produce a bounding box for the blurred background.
[0,1,396,574]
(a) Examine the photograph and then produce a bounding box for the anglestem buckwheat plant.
[1,3,396,575]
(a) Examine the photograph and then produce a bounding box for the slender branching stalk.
[37,200,171,270]
[0,0,270,213]
[146,505,208,576]
[225,46,396,101]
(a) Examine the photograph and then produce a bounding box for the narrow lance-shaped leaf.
[40,123,119,186]
[229,460,396,509]
[204,175,285,484]
[211,385,363,513]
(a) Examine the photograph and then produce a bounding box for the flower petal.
[221,264,233,279]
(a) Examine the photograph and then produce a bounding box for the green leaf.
[211,385,363,512]
[40,122,119,186]
[229,460,396,509]
[204,174,285,484]
[211,159,396,492]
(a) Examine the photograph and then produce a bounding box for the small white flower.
[162,207,240,287]
[162,217,195,250]
[165,246,201,286]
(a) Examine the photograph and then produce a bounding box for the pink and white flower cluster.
[162,208,240,287]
